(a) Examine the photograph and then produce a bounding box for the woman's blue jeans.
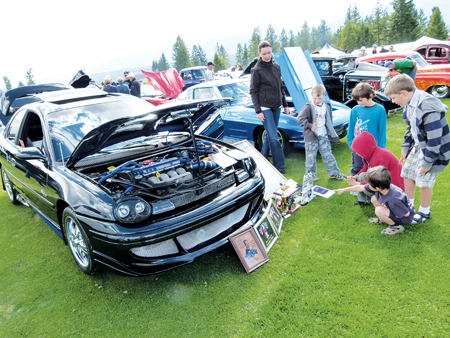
[261,107,285,170]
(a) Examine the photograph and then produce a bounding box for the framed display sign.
[229,227,269,274]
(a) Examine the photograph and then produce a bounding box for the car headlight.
[114,197,152,223]
[235,157,256,183]
[243,157,256,177]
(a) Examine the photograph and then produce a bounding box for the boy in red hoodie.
[347,132,404,205]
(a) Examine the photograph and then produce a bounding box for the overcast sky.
[1,0,449,90]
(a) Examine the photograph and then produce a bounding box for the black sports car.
[0,89,266,276]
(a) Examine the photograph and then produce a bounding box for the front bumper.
[80,174,266,276]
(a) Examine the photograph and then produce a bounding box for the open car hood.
[69,70,94,89]
[141,68,185,99]
[66,99,228,168]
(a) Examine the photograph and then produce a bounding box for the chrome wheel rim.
[65,217,90,268]
[261,129,285,149]
[3,172,14,202]
[431,85,449,99]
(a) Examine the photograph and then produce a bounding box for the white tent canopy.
[318,43,345,56]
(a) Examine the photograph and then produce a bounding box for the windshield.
[48,99,154,162]
[141,83,163,97]
[217,82,251,105]
[408,53,428,67]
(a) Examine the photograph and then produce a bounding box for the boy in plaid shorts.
[385,74,450,222]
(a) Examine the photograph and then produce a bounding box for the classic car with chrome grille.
[0,89,266,276]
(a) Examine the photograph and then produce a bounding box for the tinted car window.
[6,109,26,143]
[191,69,205,80]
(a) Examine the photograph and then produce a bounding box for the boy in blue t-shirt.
[347,83,387,175]
[336,166,415,235]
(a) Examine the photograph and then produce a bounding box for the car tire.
[256,128,288,152]
[2,170,18,204]
[429,85,449,99]
[62,207,96,275]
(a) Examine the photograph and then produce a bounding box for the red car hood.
[141,68,185,99]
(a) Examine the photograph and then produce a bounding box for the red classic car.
[356,51,450,99]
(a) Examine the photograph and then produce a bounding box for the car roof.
[0,83,73,116]
[35,88,110,104]
[180,66,207,71]
[184,78,247,90]
[311,53,358,61]
[1,83,72,102]
[357,51,418,62]
[20,89,132,117]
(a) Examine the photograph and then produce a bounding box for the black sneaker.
[330,173,347,180]
[354,201,371,207]
[413,211,432,223]
[278,168,287,174]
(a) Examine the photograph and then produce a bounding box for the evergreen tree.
[151,60,159,71]
[191,45,207,67]
[215,43,230,70]
[416,8,428,37]
[287,30,296,47]
[249,27,262,58]
[235,43,244,66]
[212,53,227,71]
[158,53,170,71]
[18,81,24,87]
[316,20,332,48]
[279,29,289,50]
[265,25,280,53]
[389,0,422,42]
[426,7,448,40]
[241,44,252,68]
[3,76,12,91]
[172,35,191,71]
[298,22,311,51]
[26,69,35,86]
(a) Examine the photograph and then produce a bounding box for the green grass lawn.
[0,103,449,337]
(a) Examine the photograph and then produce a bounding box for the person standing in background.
[385,74,450,223]
[116,77,130,94]
[386,58,418,80]
[205,62,215,81]
[127,72,141,98]
[371,45,378,54]
[250,40,290,174]
[123,71,132,89]
[102,75,118,93]
[347,83,387,176]
[298,84,345,181]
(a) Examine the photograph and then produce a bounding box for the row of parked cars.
[1,44,448,275]
[356,51,450,99]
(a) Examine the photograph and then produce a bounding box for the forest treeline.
[2,0,448,92]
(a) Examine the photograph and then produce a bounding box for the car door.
[2,110,57,217]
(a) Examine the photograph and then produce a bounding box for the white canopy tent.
[318,43,345,56]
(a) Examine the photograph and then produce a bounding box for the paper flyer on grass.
[312,185,335,198]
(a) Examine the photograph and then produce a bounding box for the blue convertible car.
[178,78,350,150]
[178,47,350,150]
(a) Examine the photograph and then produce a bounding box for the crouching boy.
[335,165,415,235]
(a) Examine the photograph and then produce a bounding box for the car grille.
[170,173,236,208]
[130,204,248,258]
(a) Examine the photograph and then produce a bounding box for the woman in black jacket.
[249,40,290,174]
